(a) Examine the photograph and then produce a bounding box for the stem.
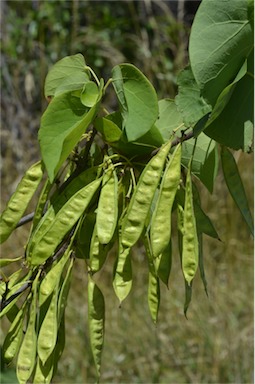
[85,65,100,87]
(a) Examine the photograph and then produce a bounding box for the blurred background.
[0,1,253,383]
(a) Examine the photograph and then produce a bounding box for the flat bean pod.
[58,258,74,325]
[90,224,110,274]
[182,161,199,285]
[38,286,58,365]
[16,272,40,384]
[121,140,172,249]
[96,159,118,244]
[26,166,99,260]
[0,161,44,244]
[39,249,72,306]
[29,178,102,266]
[113,240,132,303]
[154,240,172,288]
[144,235,160,324]
[150,143,181,257]
[34,356,54,384]
[3,302,26,364]
[88,275,105,379]
[53,315,66,376]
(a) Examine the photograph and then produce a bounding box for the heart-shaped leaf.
[39,81,104,182]
[112,64,158,142]
[44,54,90,98]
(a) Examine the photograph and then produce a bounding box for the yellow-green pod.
[37,286,58,365]
[143,235,160,324]
[16,271,40,384]
[34,355,54,384]
[0,161,44,244]
[3,302,27,364]
[28,177,102,266]
[150,143,181,257]
[113,237,132,304]
[39,249,72,306]
[96,159,118,244]
[182,161,199,285]
[88,275,105,379]
[121,140,172,249]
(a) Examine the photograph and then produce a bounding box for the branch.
[151,130,195,157]
[16,212,34,228]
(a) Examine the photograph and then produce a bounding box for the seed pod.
[26,166,99,260]
[96,158,118,244]
[182,161,199,285]
[88,275,105,379]
[113,237,132,303]
[16,271,40,384]
[28,178,102,266]
[143,235,160,324]
[121,140,172,249]
[0,161,44,244]
[3,302,26,364]
[37,286,58,365]
[150,143,181,257]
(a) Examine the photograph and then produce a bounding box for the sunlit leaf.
[39,81,104,182]
[44,54,90,98]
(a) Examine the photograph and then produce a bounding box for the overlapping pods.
[113,140,172,303]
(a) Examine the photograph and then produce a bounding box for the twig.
[16,212,34,228]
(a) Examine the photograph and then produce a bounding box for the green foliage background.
[0,1,253,383]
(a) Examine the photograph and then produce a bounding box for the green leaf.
[94,116,122,143]
[155,99,183,141]
[181,134,219,193]
[80,81,99,107]
[221,147,254,236]
[189,0,253,106]
[112,63,158,142]
[175,66,212,127]
[39,81,104,182]
[44,54,90,98]
[204,51,254,152]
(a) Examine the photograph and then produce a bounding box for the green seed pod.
[88,275,105,379]
[0,161,44,244]
[16,271,40,384]
[121,140,172,249]
[182,161,199,285]
[28,177,102,266]
[96,158,118,245]
[150,143,181,257]
[37,286,58,365]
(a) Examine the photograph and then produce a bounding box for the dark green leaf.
[181,134,219,193]
[175,66,212,127]
[189,0,253,105]
[221,147,254,236]
[155,99,183,141]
